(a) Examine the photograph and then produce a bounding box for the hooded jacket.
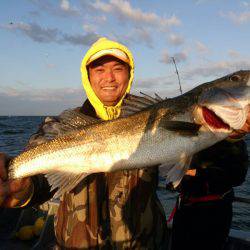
[80,37,134,120]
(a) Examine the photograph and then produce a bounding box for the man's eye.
[114,67,123,71]
[95,68,104,72]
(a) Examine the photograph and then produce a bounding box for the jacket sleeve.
[192,139,248,194]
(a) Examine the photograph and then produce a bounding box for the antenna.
[171,57,182,95]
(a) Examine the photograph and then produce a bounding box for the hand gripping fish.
[7,70,250,198]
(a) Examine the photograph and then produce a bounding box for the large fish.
[7,70,250,198]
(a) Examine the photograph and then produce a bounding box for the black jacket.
[177,139,248,199]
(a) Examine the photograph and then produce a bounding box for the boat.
[1,197,249,250]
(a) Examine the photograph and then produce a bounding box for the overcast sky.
[1,0,250,115]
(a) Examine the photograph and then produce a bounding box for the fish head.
[194,71,250,133]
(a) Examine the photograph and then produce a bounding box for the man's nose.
[104,70,115,82]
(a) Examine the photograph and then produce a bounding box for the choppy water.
[0,116,249,232]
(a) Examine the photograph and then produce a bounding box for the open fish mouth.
[198,86,249,131]
[201,99,248,131]
[201,106,230,130]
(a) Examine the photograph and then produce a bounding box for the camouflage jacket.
[27,100,168,249]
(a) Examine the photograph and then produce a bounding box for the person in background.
[170,127,249,250]
[0,37,168,249]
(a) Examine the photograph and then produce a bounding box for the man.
[170,131,249,250]
[0,37,168,249]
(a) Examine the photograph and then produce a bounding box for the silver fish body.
[8,70,250,197]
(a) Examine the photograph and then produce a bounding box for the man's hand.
[0,153,33,208]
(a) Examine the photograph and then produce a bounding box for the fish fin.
[154,92,164,101]
[58,109,98,130]
[121,93,164,117]
[46,171,89,199]
[26,110,99,145]
[159,156,192,188]
[161,121,200,135]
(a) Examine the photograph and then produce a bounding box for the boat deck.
[1,201,250,250]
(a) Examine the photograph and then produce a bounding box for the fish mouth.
[201,106,230,130]
[197,86,248,131]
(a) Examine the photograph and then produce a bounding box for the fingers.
[8,178,31,193]
[3,196,20,208]
[0,178,31,196]
[0,153,11,205]
[0,178,32,208]
[0,152,33,208]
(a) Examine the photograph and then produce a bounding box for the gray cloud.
[160,50,188,64]
[4,58,247,115]
[1,22,59,43]
[168,33,185,46]
[29,0,79,17]
[220,11,250,24]
[183,59,250,80]
[28,10,41,17]
[1,22,99,46]
[26,1,181,48]
[61,32,100,46]
[0,77,181,115]
[115,27,154,48]
[46,63,56,69]
[0,86,86,115]
[83,24,97,33]
[135,76,174,89]
[132,74,184,98]
[138,59,250,96]
[91,0,181,32]
[59,0,80,15]
[194,0,210,4]
[241,1,250,7]
[228,49,241,58]
[195,41,210,54]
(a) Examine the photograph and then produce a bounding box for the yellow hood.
[80,37,134,120]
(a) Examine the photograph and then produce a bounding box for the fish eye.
[230,74,241,82]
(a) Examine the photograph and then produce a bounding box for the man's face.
[88,56,130,106]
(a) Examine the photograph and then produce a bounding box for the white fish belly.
[11,125,229,179]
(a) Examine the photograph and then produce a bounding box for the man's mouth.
[102,86,117,90]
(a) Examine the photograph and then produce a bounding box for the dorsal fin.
[44,109,99,138]
[154,92,164,101]
[121,93,164,117]
[31,109,99,144]
[59,109,98,129]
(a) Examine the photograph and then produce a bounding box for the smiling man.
[88,55,130,107]
[0,37,168,249]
